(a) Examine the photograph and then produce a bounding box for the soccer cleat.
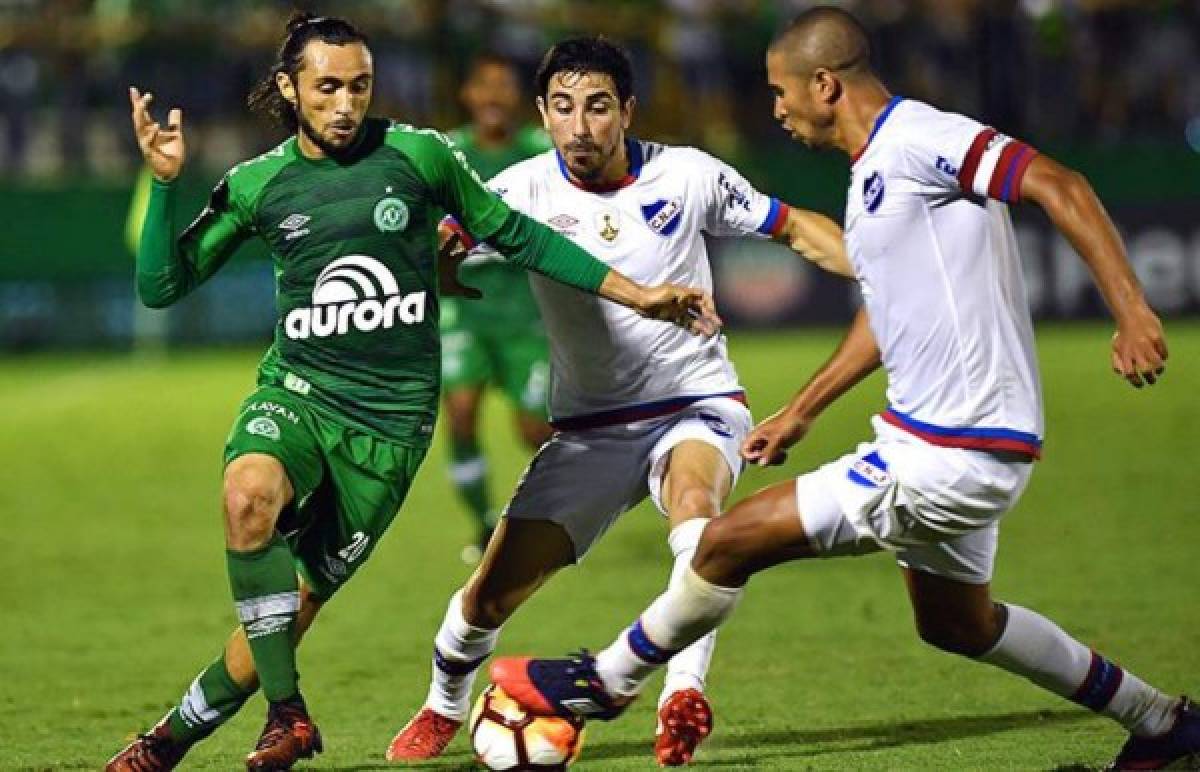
[384,706,463,761]
[490,651,631,721]
[245,697,323,771]
[105,718,192,771]
[1107,697,1200,770]
[654,688,713,766]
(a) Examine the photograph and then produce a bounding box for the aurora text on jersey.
[136,118,611,447]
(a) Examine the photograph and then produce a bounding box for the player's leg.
[900,546,1196,769]
[648,438,732,765]
[442,328,495,563]
[390,428,648,760]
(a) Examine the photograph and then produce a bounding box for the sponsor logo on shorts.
[697,410,733,438]
[338,531,370,563]
[245,416,281,441]
[373,196,409,232]
[244,615,290,639]
[247,401,300,424]
[322,556,347,580]
[284,255,426,340]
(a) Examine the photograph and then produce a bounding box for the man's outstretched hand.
[129,86,185,182]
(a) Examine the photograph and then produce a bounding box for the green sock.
[165,653,256,744]
[226,533,300,702]
[449,437,490,529]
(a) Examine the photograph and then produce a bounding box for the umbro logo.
[548,213,579,233]
[279,214,311,241]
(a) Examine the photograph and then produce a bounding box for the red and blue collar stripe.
[556,137,644,193]
[851,95,905,164]
[551,390,747,432]
[881,406,1042,459]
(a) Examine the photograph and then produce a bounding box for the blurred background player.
[387,35,852,767]
[492,9,1198,771]
[106,12,718,772]
[441,53,555,565]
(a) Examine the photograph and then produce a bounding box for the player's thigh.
[464,517,576,625]
[492,330,551,420]
[289,425,428,602]
[504,427,653,561]
[648,398,753,524]
[223,388,326,531]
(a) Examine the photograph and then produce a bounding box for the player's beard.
[297,107,361,160]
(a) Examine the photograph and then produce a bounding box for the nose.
[334,87,354,115]
[571,107,589,140]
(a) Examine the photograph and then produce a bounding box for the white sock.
[980,603,1177,736]
[595,564,742,699]
[425,589,500,721]
[660,519,717,706]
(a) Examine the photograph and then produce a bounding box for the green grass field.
[2,322,1197,770]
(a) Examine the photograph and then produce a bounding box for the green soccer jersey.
[444,125,552,331]
[136,118,611,448]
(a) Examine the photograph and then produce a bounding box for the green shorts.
[440,325,549,416]
[223,386,427,601]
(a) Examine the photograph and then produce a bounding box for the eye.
[318,82,337,94]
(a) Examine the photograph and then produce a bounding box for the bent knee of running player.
[222,453,294,550]
[662,440,733,527]
[693,479,817,586]
[462,518,575,628]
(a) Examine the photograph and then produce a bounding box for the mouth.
[329,122,357,140]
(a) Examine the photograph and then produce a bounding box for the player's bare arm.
[742,307,880,467]
[773,206,854,277]
[129,86,185,182]
[1019,154,1167,388]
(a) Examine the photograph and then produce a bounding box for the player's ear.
[812,68,841,106]
[621,95,636,130]
[275,71,297,107]
[536,96,550,130]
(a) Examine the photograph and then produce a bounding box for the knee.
[914,605,1004,658]
[223,464,287,550]
[670,482,720,522]
[693,514,754,576]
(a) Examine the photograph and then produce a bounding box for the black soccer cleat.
[245,696,323,771]
[1107,696,1200,770]
[490,650,632,721]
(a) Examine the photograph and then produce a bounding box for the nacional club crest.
[863,171,885,213]
[374,196,409,232]
[594,207,621,243]
[641,197,683,237]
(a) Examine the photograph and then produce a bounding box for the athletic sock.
[165,653,256,744]
[660,519,717,706]
[596,564,743,699]
[426,589,501,720]
[980,603,1178,736]
[226,533,301,702]
[449,438,490,530]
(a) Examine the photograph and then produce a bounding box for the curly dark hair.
[535,36,634,103]
[247,11,369,131]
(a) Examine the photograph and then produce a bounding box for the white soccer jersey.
[845,97,1044,458]
[449,138,788,428]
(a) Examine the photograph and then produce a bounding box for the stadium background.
[1,1,1197,769]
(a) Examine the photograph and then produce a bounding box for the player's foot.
[490,650,632,720]
[245,696,323,771]
[384,707,463,761]
[1106,696,1200,770]
[105,718,192,771]
[654,688,713,766]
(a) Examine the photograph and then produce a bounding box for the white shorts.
[794,416,1034,584]
[505,397,753,560]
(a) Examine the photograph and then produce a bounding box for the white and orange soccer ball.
[469,683,587,771]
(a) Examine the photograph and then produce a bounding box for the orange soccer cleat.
[385,707,463,761]
[654,688,713,767]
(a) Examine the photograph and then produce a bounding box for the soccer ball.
[469,683,586,770]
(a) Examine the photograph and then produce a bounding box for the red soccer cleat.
[385,707,463,761]
[245,698,323,771]
[105,718,192,772]
[654,688,713,767]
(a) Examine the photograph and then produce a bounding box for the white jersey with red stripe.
[845,97,1044,458]
[452,138,788,428]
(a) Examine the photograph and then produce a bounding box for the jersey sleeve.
[695,150,789,239]
[442,163,530,253]
[135,173,253,308]
[906,110,1039,204]
[409,130,512,242]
